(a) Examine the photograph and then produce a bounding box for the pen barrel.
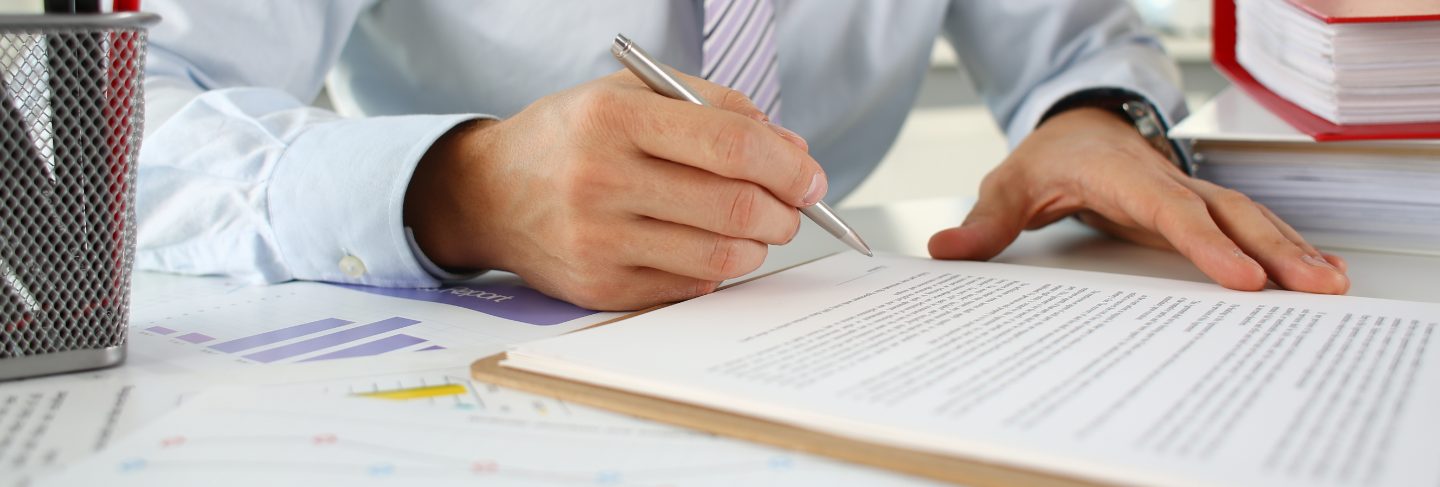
[0,13,159,380]
[612,34,709,107]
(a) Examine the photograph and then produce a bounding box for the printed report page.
[506,253,1440,487]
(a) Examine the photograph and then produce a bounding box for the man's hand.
[928,107,1350,294]
[404,71,821,310]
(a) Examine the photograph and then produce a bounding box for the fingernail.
[1302,254,1337,270]
[1323,253,1348,272]
[766,121,809,151]
[749,112,770,123]
[1234,248,1262,269]
[801,172,827,206]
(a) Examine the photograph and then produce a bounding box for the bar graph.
[241,317,419,363]
[140,316,436,365]
[302,334,427,362]
[208,318,354,354]
[174,333,213,344]
[125,279,619,375]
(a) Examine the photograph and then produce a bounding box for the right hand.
[404,71,825,310]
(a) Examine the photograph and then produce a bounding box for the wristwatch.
[1042,88,1194,176]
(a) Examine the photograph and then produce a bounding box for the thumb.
[929,190,1030,261]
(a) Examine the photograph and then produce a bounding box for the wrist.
[1042,89,1192,176]
[404,118,503,274]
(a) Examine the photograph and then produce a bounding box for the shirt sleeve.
[137,0,487,287]
[942,0,1188,148]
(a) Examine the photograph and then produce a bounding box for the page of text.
[508,253,1440,487]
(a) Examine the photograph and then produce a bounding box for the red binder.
[1212,0,1440,141]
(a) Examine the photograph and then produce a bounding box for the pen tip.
[846,232,874,257]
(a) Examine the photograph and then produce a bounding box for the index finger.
[615,84,828,208]
[609,68,771,121]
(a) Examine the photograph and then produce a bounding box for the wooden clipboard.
[471,254,1106,486]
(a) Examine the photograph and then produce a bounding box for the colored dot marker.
[595,470,622,484]
[368,463,395,477]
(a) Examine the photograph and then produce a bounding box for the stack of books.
[1235,0,1440,125]
[1171,88,1440,255]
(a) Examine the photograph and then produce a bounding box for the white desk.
[763,197,1440,304]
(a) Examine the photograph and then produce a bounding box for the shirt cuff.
[267,113,488,288]
[405,226,487,282]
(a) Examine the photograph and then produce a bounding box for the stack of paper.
[1236,0,1440,124]
[1171,87,1440,255]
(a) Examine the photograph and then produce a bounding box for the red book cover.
[1211,0,1440,141]
[1289,0,1440,23]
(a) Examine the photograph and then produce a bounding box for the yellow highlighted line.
[355,384,467,401]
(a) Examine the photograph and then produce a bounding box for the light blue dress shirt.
[138,0,1185,288]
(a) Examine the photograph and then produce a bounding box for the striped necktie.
[702,0,782,122]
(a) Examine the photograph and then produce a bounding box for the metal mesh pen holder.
[0,13,158,381]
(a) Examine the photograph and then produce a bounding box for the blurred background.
[0,0,1219,208]
[843,0,1218,207]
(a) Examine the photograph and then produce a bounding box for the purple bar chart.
[175,332,214,344]
[209,318,354,353]
[142,316,431,364]
[300,334,426,362]
[242,317,420,363]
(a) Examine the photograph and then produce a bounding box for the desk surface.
[760,197,1439,304]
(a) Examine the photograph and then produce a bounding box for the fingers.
[634,96,825,207]
[1176,178,1349,294]
[1105,174,1271,292]
[1252,201,1323,258]
[664,72,810,150]
[602,72,826,208]
[626,158,800,245]
[625,268,722,306]
[928,171,1031,261]
[1074,210,1173,250]
[565,267,719,311]
[1252,201,1349,272]
[622,218,768,282]
[1324,253,1348,273]
[669,70,769,118]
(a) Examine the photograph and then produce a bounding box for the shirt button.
[338,255,367,278]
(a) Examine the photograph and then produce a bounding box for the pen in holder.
[0,12,158,380]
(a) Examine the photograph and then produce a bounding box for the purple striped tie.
[703,0,782,122]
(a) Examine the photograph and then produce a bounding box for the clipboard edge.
[470,352,1107,487]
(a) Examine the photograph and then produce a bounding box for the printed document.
[505,253,1440,486]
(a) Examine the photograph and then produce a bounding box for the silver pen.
[611,33,873,257]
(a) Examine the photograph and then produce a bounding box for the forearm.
[943,0,1186,147]
[137,84,485,286]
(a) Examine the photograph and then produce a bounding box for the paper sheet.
[505,253,1440,487]
[124,271,619,374]
[37,375,943,486]
[1,270,621,487]
[0,349,477,487]
[0,374,184,487]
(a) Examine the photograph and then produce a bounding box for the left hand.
[928,107,1350,294]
